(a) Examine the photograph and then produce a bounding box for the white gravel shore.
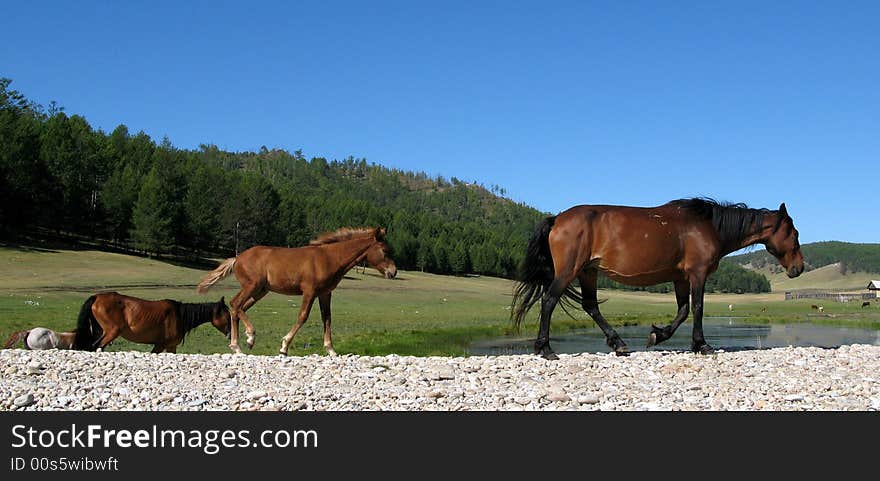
[2,345,879,411]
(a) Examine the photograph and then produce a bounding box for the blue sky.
[2,1,878,243]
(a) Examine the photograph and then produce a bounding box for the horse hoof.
[326,350,338,357]
[542,352,559,361]
[693,344,715,355]
[646,332,658,348]
[246,338,255,349]
[614,346,630,357]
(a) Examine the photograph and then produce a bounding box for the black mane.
[668,198,774,252]
[171,301,220,342]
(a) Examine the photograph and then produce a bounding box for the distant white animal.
[3,327,76,350]
[818,306,824,313]
[728,304,734,311]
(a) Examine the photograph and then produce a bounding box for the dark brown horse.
[513,198,804,359]
[196,227,397,355]
[73,292,231,353]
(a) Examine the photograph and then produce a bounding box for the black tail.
[511,216,584,330]
[74,295,99,351]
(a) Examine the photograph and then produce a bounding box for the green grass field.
[2,243,879,356]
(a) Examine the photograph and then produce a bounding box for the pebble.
[14,393,35,408]
[0,346,878,411]
[546,391,570,403]
[248,390,267,400]
[578,394,601,405]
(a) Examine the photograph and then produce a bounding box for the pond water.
[467,317,880,356]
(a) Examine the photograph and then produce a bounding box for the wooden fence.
[784,291,876,302]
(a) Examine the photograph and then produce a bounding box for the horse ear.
[219,296,225,305]
[778,202,788,217]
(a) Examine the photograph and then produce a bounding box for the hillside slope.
[729,241,880,291]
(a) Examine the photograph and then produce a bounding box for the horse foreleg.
[318,292,336,356]
[689,277,713,354]
[3,330,30,349]
[647,280,690,348]
[280,293,315,356]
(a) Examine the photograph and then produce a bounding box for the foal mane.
[309,227,376,245]
[668,198,776,252]
[172,301,220,342]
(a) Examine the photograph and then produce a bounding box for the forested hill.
[729,241,880,275]
[0,78,542,278]
[0,77,770,292]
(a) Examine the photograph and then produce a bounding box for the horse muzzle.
[384,266,398,279]
[787,265,804,278]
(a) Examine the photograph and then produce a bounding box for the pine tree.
[130,166,176,256]
[450,241,470,274]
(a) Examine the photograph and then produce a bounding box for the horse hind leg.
[94,328,121,351]
[229,284,260,354]
[238,288,267,349]
[647,280,690,348]
[579,270,629,356]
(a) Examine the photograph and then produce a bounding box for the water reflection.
[468,317,880,356]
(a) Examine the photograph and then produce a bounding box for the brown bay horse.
[512,198,804,359]
[73,292,231,353]
[196,227,397,355]
[4,327,76,350]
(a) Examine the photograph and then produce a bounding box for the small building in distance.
[867,280,880,298]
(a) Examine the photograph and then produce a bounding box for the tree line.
[0,78,771,292]
[595,260,770,294]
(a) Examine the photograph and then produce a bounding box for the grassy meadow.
[2,243,879,356]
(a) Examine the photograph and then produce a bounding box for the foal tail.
[511,216,584,330]
[73,295,99,351]
[3,330,30,349]
[197,258,236,294]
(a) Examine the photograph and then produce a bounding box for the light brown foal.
[197,227,397,355]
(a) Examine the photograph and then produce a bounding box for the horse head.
[212,296,232,337]
[764,203,804,278]
[365,227,397,279]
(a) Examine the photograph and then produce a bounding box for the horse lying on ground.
[513,198,804,359]
[74,292,231,353]
[3,327,76,350]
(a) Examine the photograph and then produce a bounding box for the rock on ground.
[1,345,878,411]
